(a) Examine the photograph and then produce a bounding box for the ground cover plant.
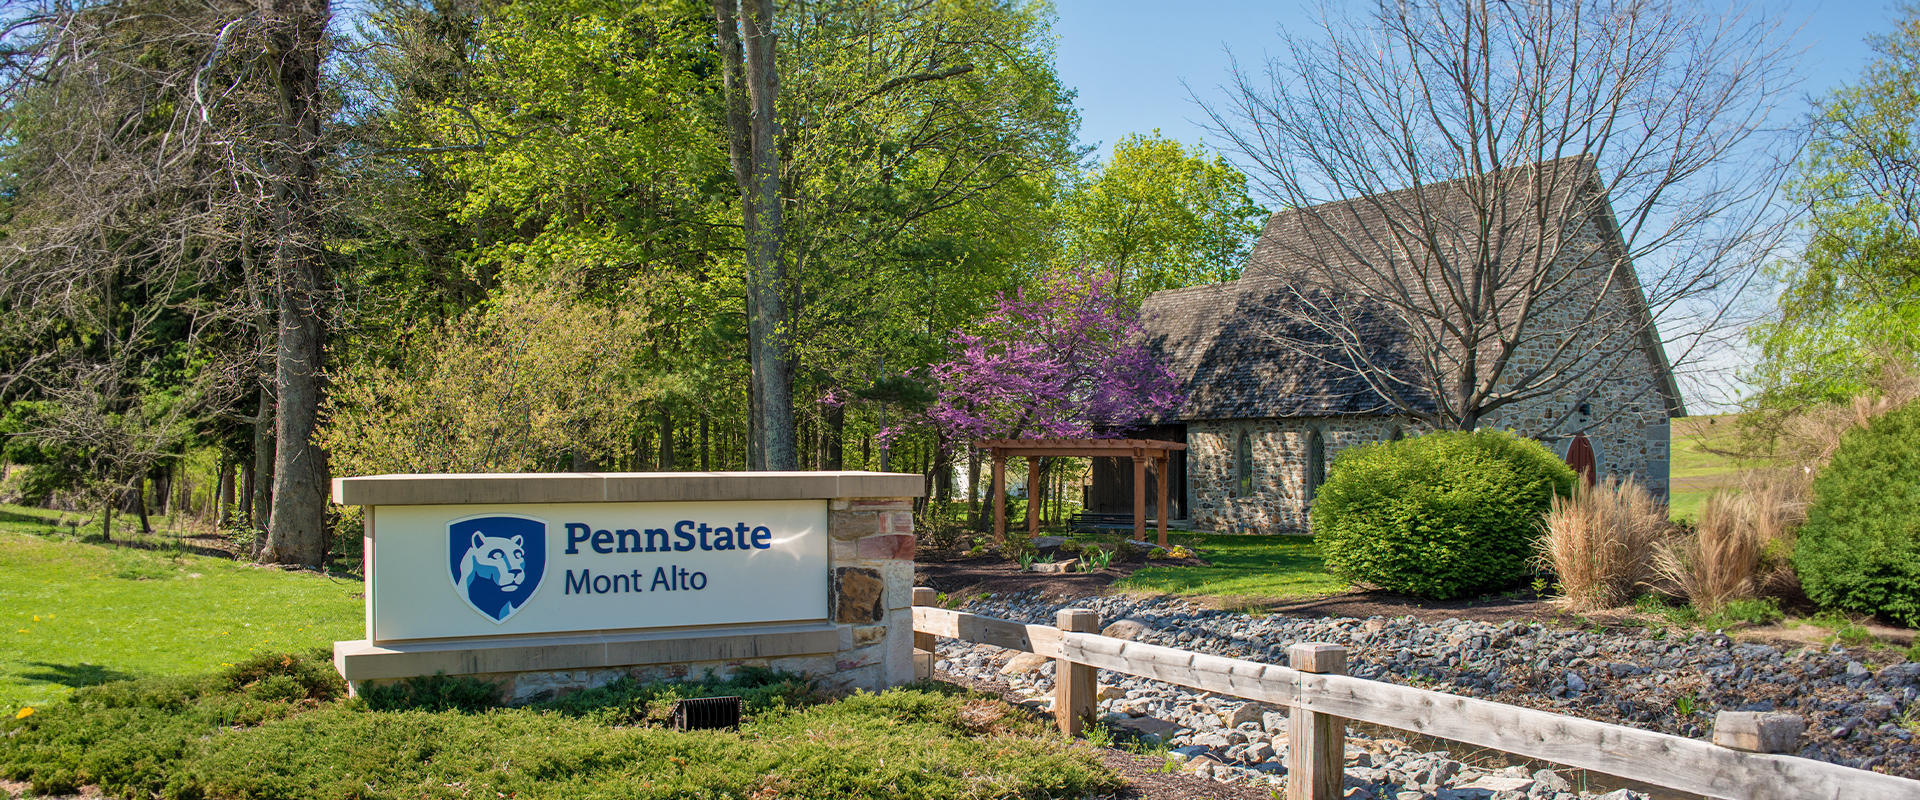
[0,511,363,712]
[0,657,1119,800]
[1312,431,1576,599]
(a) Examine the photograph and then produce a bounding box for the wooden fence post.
[1713,711,1805,754]
[1054,608,1099,736]
[1288,642,1348,800]
[912,587,938,680]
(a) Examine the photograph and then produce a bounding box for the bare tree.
[1202,0,1797,433]
[711,0,797,471]
[1,0,334,564]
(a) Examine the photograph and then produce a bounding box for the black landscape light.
[670,696,743,731]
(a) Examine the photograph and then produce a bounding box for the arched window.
[1235,430,1253,496]
[1305,428,1326,502]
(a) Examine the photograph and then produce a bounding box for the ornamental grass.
[1538,476,1671,612]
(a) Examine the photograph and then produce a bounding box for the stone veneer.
[1188,416,1405,532]
[330,472,921,703]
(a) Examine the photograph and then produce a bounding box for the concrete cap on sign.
[332,471,927,506]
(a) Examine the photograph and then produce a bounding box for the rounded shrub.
[1311,429,1576,599]
[1792,401,1920,625]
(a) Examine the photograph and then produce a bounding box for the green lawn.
[1668,414,1767,521]
[1108,532,1347,605]
[0,504,363,714]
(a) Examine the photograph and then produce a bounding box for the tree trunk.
[217,457,235,526]
[132,482,152,534]
[700,414,711,470]
[824,403,844,470]
[658,407,675,470]
[259,0,332,568]
[966,447,981,528]
[150,467,168,518]
[712,0,795,471]
[100,497,113,543]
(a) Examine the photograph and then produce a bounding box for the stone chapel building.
[1088,158,1684,533]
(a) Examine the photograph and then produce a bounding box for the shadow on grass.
[19,662,136,689]
[0,507,65,528]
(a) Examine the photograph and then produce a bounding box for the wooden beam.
[1053,609,1099,736]
[1055,632,1299,706]
[1155,453,1170,549]
[1026,456,1039,540]
[1294,671,1920,800]
[991,453,1006,544]
[1131,454,1147,542]
[912,606,1065,658]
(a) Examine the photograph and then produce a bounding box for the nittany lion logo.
[448,515,547,623]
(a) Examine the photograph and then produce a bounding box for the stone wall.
[1479,213,1674,499]
[333,473,921,704]
[1187,416,1403,532]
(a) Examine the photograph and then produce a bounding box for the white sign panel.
[370,499,827,642]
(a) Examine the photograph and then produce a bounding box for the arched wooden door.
[1566,433,1597,486]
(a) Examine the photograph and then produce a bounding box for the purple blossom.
[924,268,1183,441]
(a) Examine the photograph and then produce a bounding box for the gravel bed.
[935,592,1920,798]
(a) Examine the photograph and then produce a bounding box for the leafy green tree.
[1749,8,1920,407]
[1058,131,1266,301]
[321,284,656,476]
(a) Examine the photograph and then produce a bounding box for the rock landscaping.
[934,592,1920,798]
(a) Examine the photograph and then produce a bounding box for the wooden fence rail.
[910,595,1920,800]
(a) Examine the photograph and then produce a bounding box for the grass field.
[1108,532,1347,605]
[1668,414,1765,521]
[0,506,1119,799]
[0,504,363,714]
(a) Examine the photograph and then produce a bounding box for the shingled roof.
[1139,157,1685,422]
[1139,277,1425,419]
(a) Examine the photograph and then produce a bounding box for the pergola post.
[1155,453,1170,549]
[1025,456,1040,540]
[991,451,1007,544]
[1131,449,1147,542]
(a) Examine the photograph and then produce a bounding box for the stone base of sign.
[330,475,921,703]
[338,621,895,703]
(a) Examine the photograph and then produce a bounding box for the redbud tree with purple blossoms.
[926,268,1183,441]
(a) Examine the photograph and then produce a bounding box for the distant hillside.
[1668,413,1765,521]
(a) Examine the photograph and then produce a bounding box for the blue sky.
[1053,0,1894,168]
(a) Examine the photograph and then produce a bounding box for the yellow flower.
[14,629,24,634]
[14,707,32,719]
[31,615,39,622]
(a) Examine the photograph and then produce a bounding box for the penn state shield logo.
[448,515,547,623]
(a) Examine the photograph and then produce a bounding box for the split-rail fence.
[909,588,1920,800]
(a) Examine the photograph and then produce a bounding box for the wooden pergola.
[976,438,1187,548]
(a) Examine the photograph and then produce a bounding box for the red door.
[1566,433,1597,486]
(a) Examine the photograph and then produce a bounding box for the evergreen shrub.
[1793,401,1920,625]
[1311,430,1576,599]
